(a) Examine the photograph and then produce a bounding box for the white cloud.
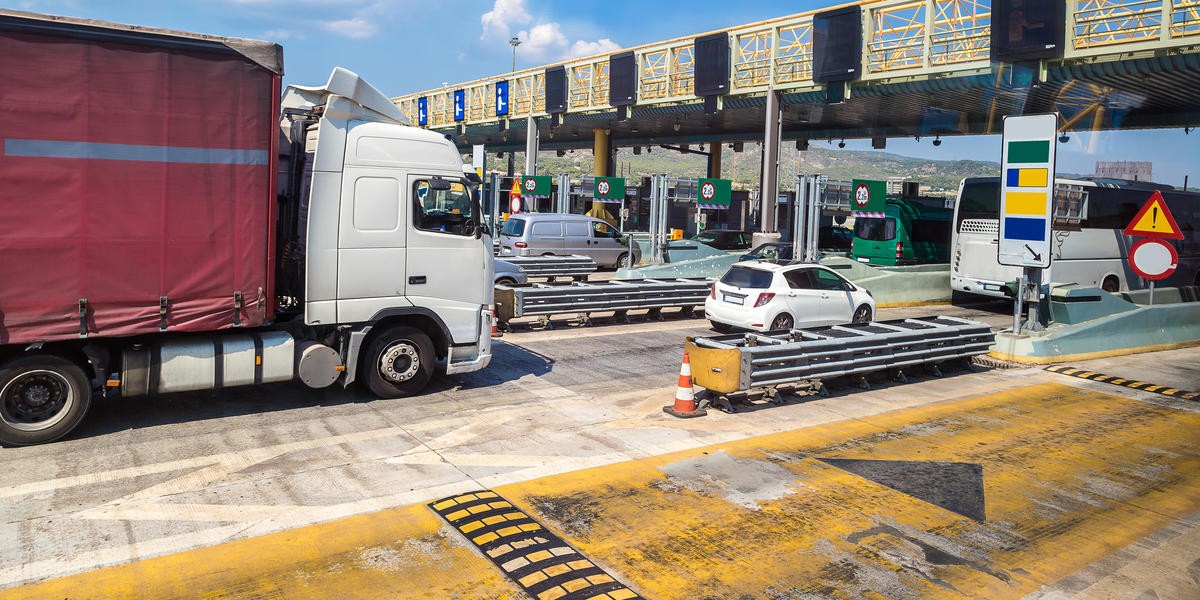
[568,38,620,59]
[481,1,621,63]
[516,22,568,61]
[324,16,376,39]
[480,0,531,40]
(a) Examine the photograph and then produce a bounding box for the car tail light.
[515,242,527,248]
[753,293,775,308]
[710,284,717,299]
[895,242,904,259]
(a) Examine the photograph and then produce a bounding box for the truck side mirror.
[429,177,452,191]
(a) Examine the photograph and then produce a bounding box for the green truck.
[850,198,954,266]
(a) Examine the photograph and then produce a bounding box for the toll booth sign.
[697,178,731,210]
[998,114,1057,268]
[850,179,886,217]
[594,177,626,203]
[519,175,552,197]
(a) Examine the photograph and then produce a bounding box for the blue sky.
[13,0,1198,186]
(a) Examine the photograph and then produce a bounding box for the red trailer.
[0,10,283,344]
[0,11,494,447]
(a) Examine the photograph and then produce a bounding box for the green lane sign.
[697,178,731,208]
[594,176,626,201]
[851,179,886,214]
[518,175,552,196]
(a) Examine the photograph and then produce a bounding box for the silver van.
[498,213,639,268]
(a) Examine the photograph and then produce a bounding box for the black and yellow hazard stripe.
[430,490,643,600]
[1045,365,1199,400]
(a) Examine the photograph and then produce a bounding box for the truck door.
[405,177,489,344]
[335,168,408,321]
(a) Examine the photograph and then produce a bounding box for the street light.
[509,36,521,73]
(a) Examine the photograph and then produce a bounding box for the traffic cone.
[490,307,503,338]
[664,350,708,418]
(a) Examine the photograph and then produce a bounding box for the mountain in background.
[497,144,1014,196]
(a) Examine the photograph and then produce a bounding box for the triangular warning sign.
[1123,190,1183,240]
[509,177,523,196]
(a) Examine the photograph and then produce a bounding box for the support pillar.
[524,116,538,175]
[707,142,722,178]
[759,90,782,233]
[588,128,616,225]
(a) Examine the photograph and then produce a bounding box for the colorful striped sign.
[1006,167,1048,188]
[998,114,1057,268]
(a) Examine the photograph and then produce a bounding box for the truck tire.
[361,326,435,398]
[0,355,92,446]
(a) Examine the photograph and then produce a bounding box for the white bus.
[951,176,1200,299]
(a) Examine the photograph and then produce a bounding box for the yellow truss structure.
[393,0,1199,128]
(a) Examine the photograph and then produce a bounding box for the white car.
[705,262,875,333]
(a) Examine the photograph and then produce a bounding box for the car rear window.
[501,217,526,236]
[854,217,897,241]
[721,266,774,289]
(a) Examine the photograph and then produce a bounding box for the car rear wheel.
[769,313,794,331]
[1101,276,1120,293]
[852,305,873,324]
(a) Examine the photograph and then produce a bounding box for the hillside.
[494,144,1005,196]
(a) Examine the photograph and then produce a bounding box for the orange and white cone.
[664,350,708,418]
[490,307,503,338]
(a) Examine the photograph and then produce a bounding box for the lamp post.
[509,36,521,73]
[507,36,521,178]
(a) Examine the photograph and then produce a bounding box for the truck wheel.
[361,326,435,398]
[0,355,91,446]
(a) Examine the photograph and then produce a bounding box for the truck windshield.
[854,217,897,241]
[500,217,526,236]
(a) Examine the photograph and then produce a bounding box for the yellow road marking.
[5,383,1197,599]
[500,383,1200,599]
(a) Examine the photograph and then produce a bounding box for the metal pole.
[1025,267,1042,330]
[1149,280,1156,306]
[525,116,538,176]
[1013,272,1028,334]
[792,174,805,261]
[806,176,820,262]
[490,172,501,234]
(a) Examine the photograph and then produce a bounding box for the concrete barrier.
[819,257,952,306]
[991,284,1200,364]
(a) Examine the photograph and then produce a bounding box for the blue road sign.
[453,90,465,122]
[417,97,428,126]
[495,80,509,116]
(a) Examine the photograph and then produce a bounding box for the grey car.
[499,213,639,268]
[494,259,528,286]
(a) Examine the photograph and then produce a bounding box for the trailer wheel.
[0,355,91,446]
[361,326,435,398]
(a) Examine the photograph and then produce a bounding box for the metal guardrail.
[494,278,712,329]
[499,255,598,279]
[686,316,994,395]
